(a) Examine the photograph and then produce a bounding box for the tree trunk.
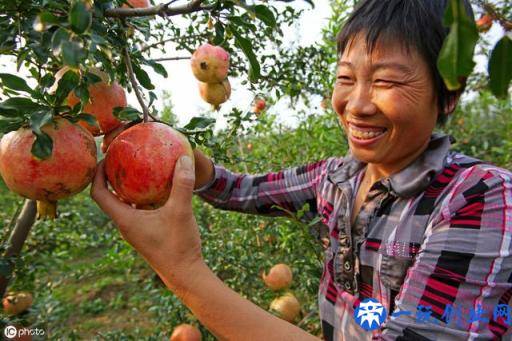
[0,199,36,297]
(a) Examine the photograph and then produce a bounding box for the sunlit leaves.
[437,0,479,90]
[488,35,512,99]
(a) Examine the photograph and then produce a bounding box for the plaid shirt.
[195,133,512,340]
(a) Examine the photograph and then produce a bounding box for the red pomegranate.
[170,324,202,341]
[105,122,194,208]
[64,68,126,136]
[122,0,150,8]
[0,118,97,219]
[198,79,231,110]
[262,263,293,291]
[191,43,230,83]
[252,98,266,113]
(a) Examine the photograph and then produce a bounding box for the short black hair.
[336,0,475,125]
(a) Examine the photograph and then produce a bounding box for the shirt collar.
[327,133,453,198]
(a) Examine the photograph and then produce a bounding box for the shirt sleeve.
[382,165,512,340]
[194,157,340,222]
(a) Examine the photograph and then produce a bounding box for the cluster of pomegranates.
[191,43,231,110]
[262,263,301,323]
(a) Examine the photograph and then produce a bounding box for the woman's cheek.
[331,86,348,115]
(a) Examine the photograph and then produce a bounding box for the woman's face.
[332,34,439,172]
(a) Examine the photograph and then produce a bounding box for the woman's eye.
[336,76,353,84]
[374,79,395,86]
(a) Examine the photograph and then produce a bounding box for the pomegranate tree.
[0,118,97,219]
[191,43,230,83]
[105,122,194,208]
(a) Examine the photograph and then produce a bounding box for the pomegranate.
[122,0,150,8]
[198,79,231,110]
[0,118,97,219]
[476,14,493,33]
[64,68,126,136]
[105,122,194,208]
[191,43,230,83]
[252,98,266,114]
[262,263,293,291]
[270,293,301,323]
[170,324,202,341]
[101,121,134,154]
[2,292,33,315]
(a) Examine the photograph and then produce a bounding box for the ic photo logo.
[3,325,45,339]
[4,325,17,339]
[354,298,387,331]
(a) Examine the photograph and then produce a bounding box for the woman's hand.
[90,155,203,286]
[193,149,215,190]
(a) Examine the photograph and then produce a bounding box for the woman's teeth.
[349,126,386,140]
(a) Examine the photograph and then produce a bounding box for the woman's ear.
[443,91,461,116]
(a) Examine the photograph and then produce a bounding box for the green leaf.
[0,73,33,94]
[69,1,92,34]
[61,39,88,67]
[0,117,24,133]
[231,26,261,82]
[488,35,512,99]
[31,132,53,160]
[113,107,141,121]
[132,63,154,90]
[0,97,45,112]
[437,0,479,90]
[29,111,54,160]
[145,60,168,78]
[77,113,98,128]
[51,28,71,56]
[55,70,80,105]
[213,22,225,45]
[252,5,276,28]
[183,116,216,130]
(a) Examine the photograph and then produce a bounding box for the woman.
[92,0,512,339]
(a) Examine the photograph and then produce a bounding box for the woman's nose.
[344,84,377,117]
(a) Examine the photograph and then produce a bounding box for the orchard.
[0,0,510,339]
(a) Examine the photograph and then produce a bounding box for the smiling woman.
[91,0,512,340]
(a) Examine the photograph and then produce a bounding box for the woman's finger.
[90,160,135,223]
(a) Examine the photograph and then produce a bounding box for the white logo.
[4,325,17,339]
[354,298,387,331]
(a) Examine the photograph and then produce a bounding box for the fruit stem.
[36,200,57,220]
[123,46,150,123]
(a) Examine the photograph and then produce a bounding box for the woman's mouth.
[347,123,387,145]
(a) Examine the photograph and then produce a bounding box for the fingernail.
[179,155,193,170]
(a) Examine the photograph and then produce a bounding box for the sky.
[0,1,504,130]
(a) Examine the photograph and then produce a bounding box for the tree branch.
[476,0,512,31]
[152,56,190,62]
[123,47,150,123]
[105,0,214,18]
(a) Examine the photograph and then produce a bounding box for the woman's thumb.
[164,155,195,214]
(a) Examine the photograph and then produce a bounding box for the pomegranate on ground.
[270,293,301,323]
[0,118,97,219]
[170,324,202,341]
[198,79,231,110]
[105,122,194,208]
[191,43,230,83]
[262,263,293,291]
[2,292,33,315]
